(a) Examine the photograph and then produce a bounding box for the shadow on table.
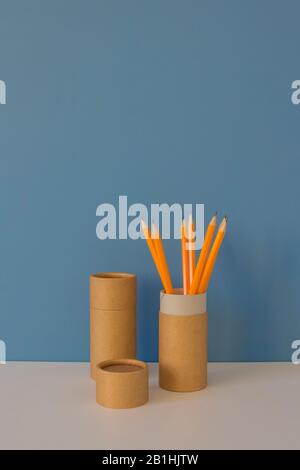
[149,384,207,405]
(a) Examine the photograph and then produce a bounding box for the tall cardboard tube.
[90,273,136,380]
[159,288,207,392]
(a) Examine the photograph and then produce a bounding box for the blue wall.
[1,0,299,361]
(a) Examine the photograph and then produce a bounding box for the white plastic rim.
[160,288,207,316]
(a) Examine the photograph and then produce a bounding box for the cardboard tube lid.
[96,359,148,409]
[160,288,207,316]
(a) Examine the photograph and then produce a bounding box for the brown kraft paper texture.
[159,290,207,392]
[90,273,136,379]
[96,359,148,409]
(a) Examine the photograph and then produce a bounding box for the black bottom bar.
[0,450,299,465]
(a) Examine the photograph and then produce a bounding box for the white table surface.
[0,362,299,450]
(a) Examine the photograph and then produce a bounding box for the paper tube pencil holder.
[159,288,207,392]
[90,273,136,380]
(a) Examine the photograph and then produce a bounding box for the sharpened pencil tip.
[210,213,217,224]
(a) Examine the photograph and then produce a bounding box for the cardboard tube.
[96,359,149,409]
[90,273,136,380]
[159,288,207,392]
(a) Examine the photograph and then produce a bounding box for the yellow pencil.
[181,220,190,294]
[188,215,196,286]
[141,220,169,293]
[198,216,227,294]
[152,224,173,294]
[189,213,217,294]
